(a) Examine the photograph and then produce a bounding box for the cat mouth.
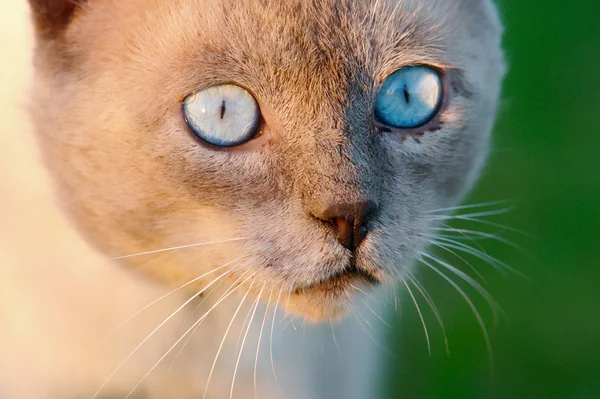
[293,260,380,295]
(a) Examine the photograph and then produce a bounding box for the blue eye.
[374,66,443,129]
[182,84,260,147]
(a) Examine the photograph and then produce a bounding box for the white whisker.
[420,252,503,322]
[427,206,513,221]
[350,282,383,305]
[191,276,230,316]
[433,233,491,241]
[90,259,245,399]
[437,223,497,259]
[431,226,525,251]
[231,285,263,399]
[102,256,244,342]
[254,289,273,399]
[423,238,489,282]
[435,215,534,239]
[426,200,513,214]
[353,312,398,359]
[428,235,527,279]
[391,284,400,313]
[167,275,239,371]
[203,278,256,399]
[419,255,494,374]
[236,292,258,353]
[350,283,391,328]
[402,279,431,355]
[270,287,284,390]
[330,321,341,355]
[405,274,449,356]
[123,271,253,398]
[110,237,247,260]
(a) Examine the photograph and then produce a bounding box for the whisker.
[433,233,491,241]
[426,200,513,214]
[269,287,284,390]
[167,276,238,371]
[392,284,400,313]
[428,235,527,279]
[90,260,246,399]
[427,206,513,221]
[191,277,229,315]
[434,216,534,239]
[350,282,383,305]
[402,279,431,355]
[420,251,503,323]
[277,282,299,332]
[405,273,450,356]
[350,283,391,328]
[431,226,526,251]
[132,254,168,271]
[356,308,374,330]
[231,285,264,399]
[102,256,244,342]
[203,278,256,399]
[236,291,258,353]
[254,289,273,399]
[423,237,489,282]
[437,223,498,259]
[419,255,494,374]
[426,234,507,275]
[122,271,253,399]
[330,321,341,355]
[110,237,247,260]
[353,312,399,359]
[362,298,392,328]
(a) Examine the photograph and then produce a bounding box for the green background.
[384,1,600,398]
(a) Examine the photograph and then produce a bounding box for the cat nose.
[312,201,378,251]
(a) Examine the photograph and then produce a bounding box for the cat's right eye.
[182,84,261,147]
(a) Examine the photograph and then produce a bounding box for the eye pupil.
[219,100,226,120]
[374,66,443,129]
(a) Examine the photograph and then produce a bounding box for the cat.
[0,0,505,398]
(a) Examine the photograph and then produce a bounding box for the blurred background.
[384,1,600,398]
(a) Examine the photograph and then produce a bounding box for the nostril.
[313,201,378,251]
[333,216,355,250]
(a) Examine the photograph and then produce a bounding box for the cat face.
[29,0,505,320]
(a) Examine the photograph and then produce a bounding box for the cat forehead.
[71,0,456,76]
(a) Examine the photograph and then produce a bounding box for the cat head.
[28,0,505,321]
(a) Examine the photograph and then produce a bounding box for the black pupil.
[219,100,226,119]
[403,85,410,104]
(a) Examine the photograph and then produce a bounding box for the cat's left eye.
[182,84,261,147]
[374,66,443,130]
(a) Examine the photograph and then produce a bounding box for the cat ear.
[28,0,86,40]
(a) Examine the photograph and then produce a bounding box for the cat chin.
[282,274,376,322]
